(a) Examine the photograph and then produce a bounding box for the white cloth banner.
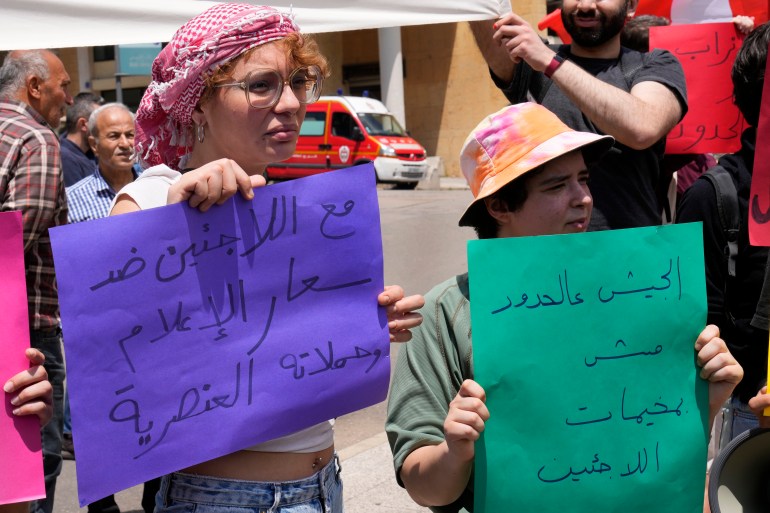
[670,0,734,24]
[0,0,504,50]
[642,0,736,24]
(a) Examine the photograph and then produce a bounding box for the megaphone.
[709,428,770,512]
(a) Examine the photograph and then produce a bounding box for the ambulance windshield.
[358,113,407,136]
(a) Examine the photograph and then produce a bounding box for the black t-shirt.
[676,128,769,401]
[493,46,688,230]
[752,261,770,331]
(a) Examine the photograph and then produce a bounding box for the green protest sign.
[469,223,708,513]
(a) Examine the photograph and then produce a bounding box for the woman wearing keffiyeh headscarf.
[109,4,424,512]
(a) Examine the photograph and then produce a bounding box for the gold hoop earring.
[197,124,205,143]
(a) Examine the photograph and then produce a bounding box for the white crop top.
[111,164,335,453]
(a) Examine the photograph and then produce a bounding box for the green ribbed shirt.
[386,273,474,513]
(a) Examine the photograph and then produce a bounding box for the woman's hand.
[378,285,425,342]
[4,348,52,426]
[168,158,266,211]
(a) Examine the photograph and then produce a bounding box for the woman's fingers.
[169,159,261,211]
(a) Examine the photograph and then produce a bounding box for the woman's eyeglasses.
[213,65,323,109]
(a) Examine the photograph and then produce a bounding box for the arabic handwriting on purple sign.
[89,197,359,290]
[50,164,389,506]
[97,191,381,459]
[111,250,373,361]
[280,340,384,380]
[320,200,356,240]
[110,358,249,459]
[287,256,372,302]
[113,332,388,460]
[155,233,241,283]
[116,284,278,375]
[240,195,297,257]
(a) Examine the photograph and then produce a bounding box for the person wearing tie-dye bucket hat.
[106,4,424,513]
[385,102,744,513]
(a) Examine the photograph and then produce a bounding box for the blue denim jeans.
[155,455,343,513]
[29,328,65,513]
[724,395,760,443]
[63,389,72,434]
[716,395,761,454]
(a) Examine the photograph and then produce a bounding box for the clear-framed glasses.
[213,65,323,109]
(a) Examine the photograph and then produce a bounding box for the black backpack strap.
[702,165,740,278]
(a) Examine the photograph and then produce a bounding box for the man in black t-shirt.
[470,0,688,230]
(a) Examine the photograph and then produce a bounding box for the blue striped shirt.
[66,167,141,224]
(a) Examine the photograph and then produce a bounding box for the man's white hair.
[0,50,51,97]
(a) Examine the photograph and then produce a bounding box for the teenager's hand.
[444,379,490,462]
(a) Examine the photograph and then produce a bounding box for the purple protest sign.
[50,164,387,505]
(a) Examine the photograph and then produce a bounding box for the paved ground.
[51,178,470,512]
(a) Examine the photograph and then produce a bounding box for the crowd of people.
[2,1,770,513]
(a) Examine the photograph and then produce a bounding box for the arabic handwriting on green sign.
[469,223,708,513]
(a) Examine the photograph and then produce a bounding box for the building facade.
[54,2,544,177]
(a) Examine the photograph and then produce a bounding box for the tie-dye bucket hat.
[458,102,614,226]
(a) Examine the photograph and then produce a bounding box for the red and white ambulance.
[267,96,429,189]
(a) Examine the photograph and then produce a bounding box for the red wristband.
[544,54,565,79]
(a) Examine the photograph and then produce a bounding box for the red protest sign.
[650,23,747,154]
[748,41,770,245]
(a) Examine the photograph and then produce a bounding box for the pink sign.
[0,210,44,505]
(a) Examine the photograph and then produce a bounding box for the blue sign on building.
[117,43,162,76]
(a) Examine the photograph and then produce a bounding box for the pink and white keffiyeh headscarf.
[135,3,298,170]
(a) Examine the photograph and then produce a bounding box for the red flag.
[538,9,571,44]
[636,0,675,18]
[730,0,769,24]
